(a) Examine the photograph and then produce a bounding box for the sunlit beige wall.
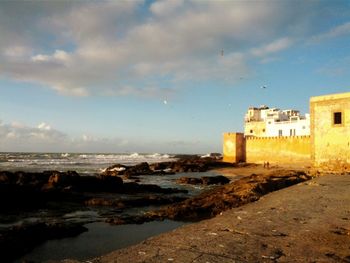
[311,92,350,172]
[244,121,266,137]
[223,133,245,163]
[245,136,311,164]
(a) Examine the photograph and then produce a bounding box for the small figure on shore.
[263,161,270,169]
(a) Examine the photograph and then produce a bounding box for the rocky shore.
[0,156,233,262]
[71,173,350,263]
[106,170,311,225]
[0,157,318,262]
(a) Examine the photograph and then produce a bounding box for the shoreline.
[3,159,339,262]
[60,172,350,263]
[0,157,232,262]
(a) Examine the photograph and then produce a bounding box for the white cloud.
[0,121,67,151]
[310,21,350,43]
[0,120,130,152]
[250,38,293,57]
[82,134,95,142]
[37,122,51,130]
[31,50,70,63]
[4,46,32,58]
[0,1,347,97]
[150,0,184,16]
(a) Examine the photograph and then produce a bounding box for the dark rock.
[102,162,153,177]
[128,162,152,175]
[101,158,234,178]
[176,175,230,185]
[0,170,186,211]
[0,221,88,262]
[85,198,126,208]
[176,177,202,185]
[201,175,230,185]
[45,170,80,190]
[149,162,173,171]
[0,172,10,183]
[106,215,155,225]
[121,182,187,194]
[102,163,127,176]
[146,170,311,222]
[86,195,186,208]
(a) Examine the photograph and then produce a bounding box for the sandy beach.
[55,166,350,263]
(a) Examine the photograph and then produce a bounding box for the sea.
[0,152,219,262]
[0,152,176,174]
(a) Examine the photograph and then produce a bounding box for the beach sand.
[215,162,311,179]
[58,166,350,263]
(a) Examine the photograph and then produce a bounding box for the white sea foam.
[129,153,140,158]
[0,152,176,174]
[108,167,126,172]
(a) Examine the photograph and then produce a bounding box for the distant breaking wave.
[0,152,175,174]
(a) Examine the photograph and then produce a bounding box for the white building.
[244,105,310,137]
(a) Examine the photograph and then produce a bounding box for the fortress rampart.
[245,135,310,164]
[223,133,310,164]
[223,92,350,172]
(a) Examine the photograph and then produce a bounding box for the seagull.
[261,85,267,89]
[163,99,168,105]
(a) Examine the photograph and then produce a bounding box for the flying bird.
[163,100,168,105]
[261,85,267,89]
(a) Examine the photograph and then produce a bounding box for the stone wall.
[244,121,266,137]
[245,136,311,164]
[223,133,245,163]
[223,92,350,171]
[223,133,311,164]
[311,92,350,172]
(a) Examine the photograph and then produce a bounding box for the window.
[250,129,253,133]
[262,129,265,132]
[288,129,296,136]
[278,130,283,136]
[334,112,342,125]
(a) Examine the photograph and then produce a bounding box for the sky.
[0,0,350,154]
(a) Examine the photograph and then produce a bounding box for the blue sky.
[0,0,349,153]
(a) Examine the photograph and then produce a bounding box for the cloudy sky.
[0,0,350,153]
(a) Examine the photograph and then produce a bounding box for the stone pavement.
[62,174,350,263]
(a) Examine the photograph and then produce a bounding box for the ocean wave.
[0,152,176,174]
[146,153,171,159]
[129,153,140,158]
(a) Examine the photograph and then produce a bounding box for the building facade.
[224,91,350,172]
[311,92,350,172]
[244,106,310,137]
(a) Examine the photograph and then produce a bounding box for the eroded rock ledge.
[101,157,234,177]
[107,170,311,224]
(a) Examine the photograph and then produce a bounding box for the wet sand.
[59,170,350,263]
